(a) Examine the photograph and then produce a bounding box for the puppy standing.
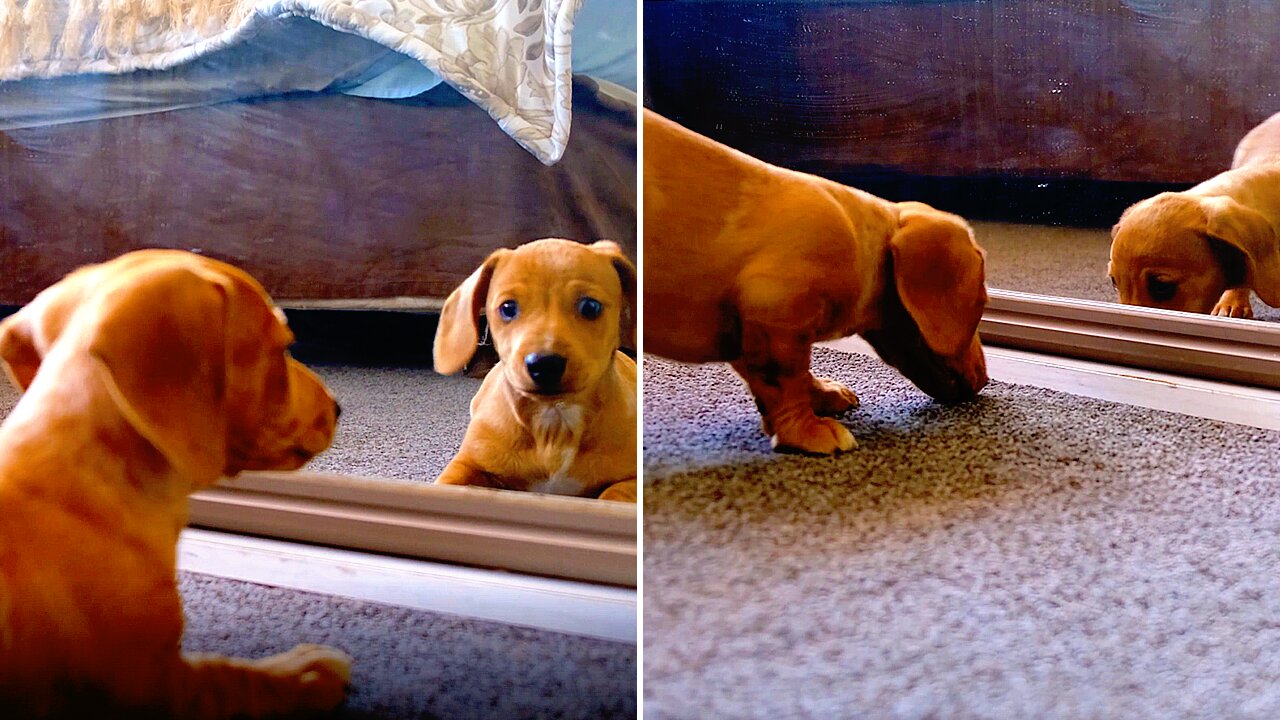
[644,109,989,455]
[434,239,637,502]
[0,250,350,718]
[1110,110,1280,317]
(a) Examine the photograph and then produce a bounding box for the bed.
[0,0,636,305]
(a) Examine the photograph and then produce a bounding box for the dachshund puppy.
[434,238,637,502]
[0,250,349,718]
[644,109,989,455]
[1110,110,1280,318]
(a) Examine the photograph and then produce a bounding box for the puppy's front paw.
[598,480,637,502]
[1212,296,1253,319]
[259,644,353,711]
[770,416,856,455]
[810,376,859,416]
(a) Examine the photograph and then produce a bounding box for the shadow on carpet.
[644,348,1280,719]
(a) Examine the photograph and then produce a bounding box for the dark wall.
[645,0,1280,225]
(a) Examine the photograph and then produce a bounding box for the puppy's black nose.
[334,401,343,420]
[524,353,567,391]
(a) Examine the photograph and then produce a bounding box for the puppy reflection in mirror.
[1110,111,1280,318]
[433,239,637,502]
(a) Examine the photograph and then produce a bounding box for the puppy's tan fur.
[434,239,637,501]
[0,250,349,718]
[644,110,989,455]
[1110,111,1280,318]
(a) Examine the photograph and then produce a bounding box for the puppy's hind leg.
[162,645,352,719]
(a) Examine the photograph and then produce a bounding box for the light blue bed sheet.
[0,0,635,130]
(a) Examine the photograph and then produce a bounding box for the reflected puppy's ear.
[434,250,509,375]
[589,240,636,351]
[1198,195,1280,305]
[890,205,988,357]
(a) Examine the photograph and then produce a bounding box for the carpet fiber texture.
[644,348,1280,719]
[975,220,1280,322]
[179,573,634,720]
[0,366,636,720]
[303,364,481,482]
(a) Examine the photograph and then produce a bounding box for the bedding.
[349,0,636,98]
[0,0,635,135]
[0,16,397,129]
[0,0,592,163]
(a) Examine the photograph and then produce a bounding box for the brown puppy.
[434,238,637,501]
[644,109,989,455]
[1110,110,1280,318]
[0,250,349,718]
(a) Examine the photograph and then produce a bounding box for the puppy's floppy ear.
[590,240,637,351]
[88,266,230,480]
[0,272,92,391]
[0,312,41,391]
[1199,195,1280,306]
[889,205,988,358]
[434,250,509,375]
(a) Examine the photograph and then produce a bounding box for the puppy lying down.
[0,250,350,718]
[1110,110,1280,318]
[644,109,990,454]
[434,239,637,501]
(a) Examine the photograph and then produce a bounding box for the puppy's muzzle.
[864,326,988,403]
[524,352,568,394]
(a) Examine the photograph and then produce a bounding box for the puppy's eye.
[497,300,519,321]
[577,297,603,320]
[1147,277,1177,302]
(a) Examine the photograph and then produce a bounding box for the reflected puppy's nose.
[524,352,567,391]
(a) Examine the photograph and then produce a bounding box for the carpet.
[302,364,481,482]
[179,573,634,720]
[643,348,1280,719]
[975,220,1280,322]
[0,367,636,720]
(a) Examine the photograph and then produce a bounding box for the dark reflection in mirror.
[645,0,1280,321]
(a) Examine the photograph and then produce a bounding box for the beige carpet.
[974,220,1280,322]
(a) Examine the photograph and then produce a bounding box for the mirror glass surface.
[644,0,1280,322]
[0,2,639,502]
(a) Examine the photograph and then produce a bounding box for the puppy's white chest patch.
[528,403,586,495]
[538,403,584,433]
[528,473,589,496]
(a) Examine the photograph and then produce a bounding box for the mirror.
[0,1,638,507]
[644,0,1280,323]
